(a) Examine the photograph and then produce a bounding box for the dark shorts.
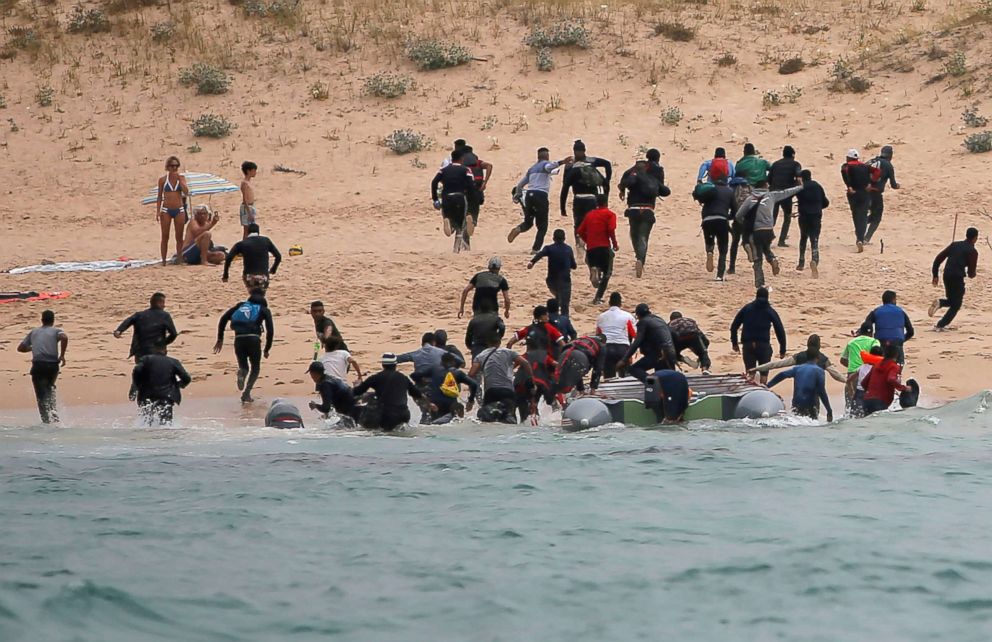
[586,246,612,271]
[741,341,773,371]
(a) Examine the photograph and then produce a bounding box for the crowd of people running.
[13,139,982,428]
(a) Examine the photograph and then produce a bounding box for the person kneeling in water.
[131,341,191,426]
[413,352,479,424]
[766,362,833,422]
[307,361,358,426]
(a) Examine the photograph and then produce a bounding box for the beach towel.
[0,291,72,304]
[6,259,159,274]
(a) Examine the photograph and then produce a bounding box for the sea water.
[2,394,992,642]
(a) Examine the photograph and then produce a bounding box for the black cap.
[634,303,650,317]
[306,361,325,374]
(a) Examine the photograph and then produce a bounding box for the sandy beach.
[1,0,991,412]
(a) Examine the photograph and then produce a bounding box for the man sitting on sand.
[182,206,227,266]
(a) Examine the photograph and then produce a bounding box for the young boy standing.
[240,161,258,240]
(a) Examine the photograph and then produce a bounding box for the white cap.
[381,352,398,365]
[847,149,859,159]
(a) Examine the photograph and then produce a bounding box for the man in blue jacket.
[730,287,787,383]
[859,290,914,364]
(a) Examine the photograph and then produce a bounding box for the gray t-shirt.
[22,326,65,363]
[474,348,517,392]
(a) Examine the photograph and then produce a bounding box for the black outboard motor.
[899,378,920,409]
[644,375,665,423]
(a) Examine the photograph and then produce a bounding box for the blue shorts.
[182,242,202,265]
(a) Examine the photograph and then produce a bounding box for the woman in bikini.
[155,156,190,265]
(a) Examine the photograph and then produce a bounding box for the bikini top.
[163,174,183,193]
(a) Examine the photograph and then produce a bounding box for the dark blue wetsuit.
[768,363,831,420]
[655,370,690,421]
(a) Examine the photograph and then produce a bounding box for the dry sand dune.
[1,0,991,410]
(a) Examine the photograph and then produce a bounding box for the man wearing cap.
[768,145,803,247]
[351,353,432,431]
[622,303,678,383]
[866,145,900,243]
[559,140,612,260]
[458,257,510,319]
[841,148,873,252]
[307,361,358,425]
[266,398,305,429]
[509,147,573,252]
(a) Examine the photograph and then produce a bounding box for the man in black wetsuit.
[223,223,282,291]
[555,334,607,394]
[114,292,179,364]
[768,145,803,247]
[841,149,873,252]
[560,139,612,260]
[352,353,432,431]
[622,303,678,383]
[431,147,479,252]
[929,227,980,330]
[465,300,506,359]
[866,145,900,243]
[618,150,671,277]
[730,287,787,383]
[131,341,191,426]
[307,361,357,425]
[214,288,275,403]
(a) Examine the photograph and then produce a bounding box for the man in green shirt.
[840,328,880,414]
[735,143,771,186]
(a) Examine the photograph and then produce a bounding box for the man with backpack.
[669,311,711,373]
[460,145,492,228]
[412,351,479,424]
[696,147,735,184]
[214,288,275,403]
[509,147,572,252]
[735,178,805,288]
[698,177,736,281]
[618,151,671,277]
[866,145,900,243]
[735,143,770,186]
[768,145,803,247]
[841,149,873,252]
[431,147,479,253]
[795,169,830,277]
[506,305,566,357]
[560,139,612,259]
[555,334,607,395]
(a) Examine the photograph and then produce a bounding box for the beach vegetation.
[525,20,590,49]
[405,38,472,70]
[363,72,414,98]
[962,105,988,128]
[179,63,231,95]
[382,129,431,154]
[654,21,695,42]
[35,85,54,107]
[661,105,683,125]
[66,4,111,33]
[191,113,235,138]
[963,131,992,153]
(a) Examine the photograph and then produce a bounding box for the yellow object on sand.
[289,245,303,256]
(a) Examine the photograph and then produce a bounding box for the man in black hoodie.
[768,145,803,247]
[131,341,191,425]
[730,287,787,383]
[618,149,670,277]
[929,227,980,330]
[866,145,900,243]
[114,292,179,363]
[622,303,678,383]
[222,223,282,291]
[795,169,830,277]
[560,139,612,259]
[699,177,736,280]
[214,288,275,403]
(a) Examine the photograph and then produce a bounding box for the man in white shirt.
[595,292,636,378]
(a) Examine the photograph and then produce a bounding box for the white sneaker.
[714,276,724,282]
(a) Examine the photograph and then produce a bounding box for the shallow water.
[2,394,992,641]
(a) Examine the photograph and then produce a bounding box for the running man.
[622,303,678,383]
[730,287,787,383]
[431,147,479,253]
[214,288,275,403]
[507,305,566,356]
[223,223,281,292]
[750,334,846,383]
[795,169,829,277]
[547,299,577,343]
[461,146,493,227]
[767,145,802,247]
[767,362,833,422]
[458,257,510,319]
[509,147,572,252]
[181,206,226,266]
[866,145,900,243]
[735,178,804,288]
[114,292,179,364]
[735,143,770,186]
[397,332,449,380]
[696,147,735,183]
[698,176,735,281]
[859,290,913,364]
[319,335,363,384]
[155,156,189,265]
[310,300,347,353]
[576,193,619,305]
[929,227,979,330]
[17,310,67,424]
[618,151,670,277]
[131,341,191,426]
[528,229,576,317]
[596,292,637,378]
[841,149,873,252]
[560,139,612,260]
[240,160,258,240]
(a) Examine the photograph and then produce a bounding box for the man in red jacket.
[576,194,619,305]
[861,343,908,415]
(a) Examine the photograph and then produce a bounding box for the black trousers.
[519,190,549,250]
[467,188,484,221]
[603,344,628,378]
[863,398,889,416]
[749,229,777,288]
[866,191,884,242]
[546,275,572,318]
[702,219,730,278]
[625,207,656,264]
[234,335,262,400]
[675,335,711,370]
[798,213,822,265]
[30,361,60,424]
[772,196,794,244]
[741,341,773,372]
[556,351,591,393]
[572,197,596,232]
[937,275,966,328]
[848,191,870,243]
[729,220,746,274]
[629,353,673,383]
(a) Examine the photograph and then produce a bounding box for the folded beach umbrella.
[140,172,240,205]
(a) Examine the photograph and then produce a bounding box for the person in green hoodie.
[735,143,770,186]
